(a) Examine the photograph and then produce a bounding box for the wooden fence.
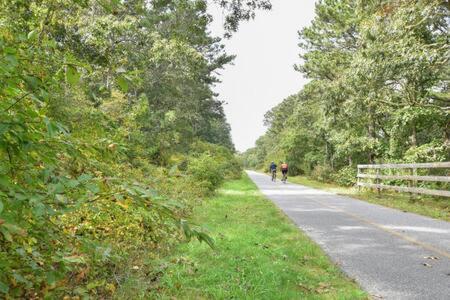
[357,162,450,197]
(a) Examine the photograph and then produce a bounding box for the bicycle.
[281,172,287,183]
[271,170,276,182]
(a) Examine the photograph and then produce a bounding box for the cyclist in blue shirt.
[269,161,277,181]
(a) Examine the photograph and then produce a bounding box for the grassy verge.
[287,176,450,222]
[145,174,366,299]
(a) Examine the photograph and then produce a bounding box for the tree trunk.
[365,102,379,164]
[445,119,450,145]
[411,122,417,147]
[368,120,376,163]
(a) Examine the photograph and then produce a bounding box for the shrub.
[222,157,243,179]
[403,141,449,163]
[310,165,334,182]
[332,166,357,186]
[188,141,242,180]
[188,153,224,192]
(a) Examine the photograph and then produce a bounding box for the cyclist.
[281,162,288,183]
[269,161,277,181]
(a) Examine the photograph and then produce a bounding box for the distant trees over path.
[243,1,449,185]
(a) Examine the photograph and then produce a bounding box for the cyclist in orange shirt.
[280,162,288,183]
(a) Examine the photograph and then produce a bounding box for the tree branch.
[3,92,32,112]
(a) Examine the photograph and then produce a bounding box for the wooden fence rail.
[357,162,450,198]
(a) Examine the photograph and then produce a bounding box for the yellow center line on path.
[308,197,450,260]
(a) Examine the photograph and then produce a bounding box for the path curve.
[246,170,450,300]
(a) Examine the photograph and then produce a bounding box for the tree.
[1,0,270,296]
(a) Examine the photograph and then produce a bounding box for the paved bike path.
[246,170,450,300]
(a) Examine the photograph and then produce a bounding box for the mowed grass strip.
[152,174,366,299]
[288,176,450,222]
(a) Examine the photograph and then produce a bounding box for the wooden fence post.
[412,167,418,200]
[357,167,361,192]
[376,167,381,196]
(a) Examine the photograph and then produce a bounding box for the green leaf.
[23,75,40,90]
[46,271,57,285]
[66,65,81,85]
[5,54,18,67]
[12,273,27,284]
[114,193,124,201]
[48,182,65,194]
[180,219,192,240]
[0,281,9,294]
[65,179,80,188]
[0,124,9,136]
[0,200,3,214]
[2,223,26,236]
[44,117,59,137]
[73,287,88,296]
[117,76,129,93]
[63,255,86,264]
[78,173,92,183]
[27,29,38,40]
[196,231,215,249]
[0,227,13,242]
[87,279,105,290]
[55,194,67,204]
[32,202,46,217]
[86,183,100,194]
[0,175,12,189]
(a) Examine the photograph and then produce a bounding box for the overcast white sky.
[208,0,316,152]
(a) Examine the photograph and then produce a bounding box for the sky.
[208,0,317,152]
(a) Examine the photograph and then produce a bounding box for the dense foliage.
[0,0,270,297]
[243,0,449,185]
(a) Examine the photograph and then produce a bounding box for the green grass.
[288,176,450,222]
[143,174,366,299]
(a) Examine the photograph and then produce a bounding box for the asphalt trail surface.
[246,170,450,300]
